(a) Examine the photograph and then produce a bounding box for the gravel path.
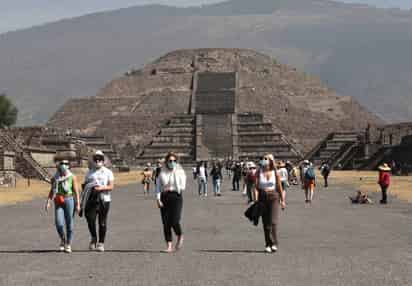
[0,175,411,286]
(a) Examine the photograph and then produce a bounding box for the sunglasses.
[249,167,256,170]
[168,159,177,163]
[60,163,69,166]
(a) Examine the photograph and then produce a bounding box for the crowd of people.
[45,150,392,255]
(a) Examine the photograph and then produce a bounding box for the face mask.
[59,164,68,173]
[167,161,177,170]
[260,160,268,167]
[96,161,104,169]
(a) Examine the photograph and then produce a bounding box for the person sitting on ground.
[349,190,373,204]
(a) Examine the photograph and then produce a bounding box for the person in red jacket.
[378,163,391,204]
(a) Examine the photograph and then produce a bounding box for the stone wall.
[379,122,412,146]
[29,149,56,168]
[0,150,16,187]
[48,97,139,132]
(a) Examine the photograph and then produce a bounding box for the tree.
[0,94,18,127]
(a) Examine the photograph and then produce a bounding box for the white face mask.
[96,161,104,169]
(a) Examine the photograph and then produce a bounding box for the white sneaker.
[271,245,278,252]
[204,193,207,197]
[64,245,72,253]
[96,243,105,252]
[265,246,272,253]
[89,242,96,251]
[59,242,65,252]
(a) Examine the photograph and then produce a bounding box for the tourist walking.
[378,163,391,204]
[155,152,186,253]
[196,161,208,196]
[232,162,242,191]
[153,160,162,185]
[278,161,289,202]
[141,163,153,195]
[45,159,80,253]
[83,150,114,252]
[302,160,316,203]
[245,162,257,203]
[320,161,331,188]
[210,162,223,196]
[253,154,285,253]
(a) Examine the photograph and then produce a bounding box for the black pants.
[323,174,329,187]
[260,191,279,247]
[380,185,388,203]
[232,176,240,191]
[160,192,183,242]
[85,200,110,243]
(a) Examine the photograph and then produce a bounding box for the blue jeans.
[198,178,207,195]
[213,179,221,195]
[55,197,74,244]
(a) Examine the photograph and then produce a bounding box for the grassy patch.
[330,171,412,202]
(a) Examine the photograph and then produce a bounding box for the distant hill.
[1,0,412,125]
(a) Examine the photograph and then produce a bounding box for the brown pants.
[260,191,280,247]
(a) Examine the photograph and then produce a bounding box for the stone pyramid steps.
[137,115,195,165]
[307,132,362,168]
[236,113,302,163]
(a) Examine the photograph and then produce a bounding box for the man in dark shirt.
[232,162,242,191]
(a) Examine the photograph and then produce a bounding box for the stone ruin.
[48,49,379,165]
[0,126,122,182]
[0,148,16,187]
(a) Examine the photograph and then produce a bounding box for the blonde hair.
[263,153,276,170]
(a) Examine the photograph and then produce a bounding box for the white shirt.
[258,170,276,191]
[278,167,288,182]
[85,166,114,202]
[155,165,187,200]
[198,166,206,179]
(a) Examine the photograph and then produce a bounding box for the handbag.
[54,194,65,206]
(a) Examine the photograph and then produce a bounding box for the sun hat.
[378,163,391,171]
[93,150,105,161]
[303,160,310,164]
[247,162,256,169]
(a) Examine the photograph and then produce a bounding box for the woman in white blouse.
[155,152,187,253]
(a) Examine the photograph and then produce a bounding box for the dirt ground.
[330,171,412,203]
[0,170,144,206]
[0,170,410,206]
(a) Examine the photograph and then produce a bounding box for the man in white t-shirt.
[278,161,289,202]
[84,150,114,252]
[196,161,208,197]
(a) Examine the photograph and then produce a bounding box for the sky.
[1,0,411,34]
